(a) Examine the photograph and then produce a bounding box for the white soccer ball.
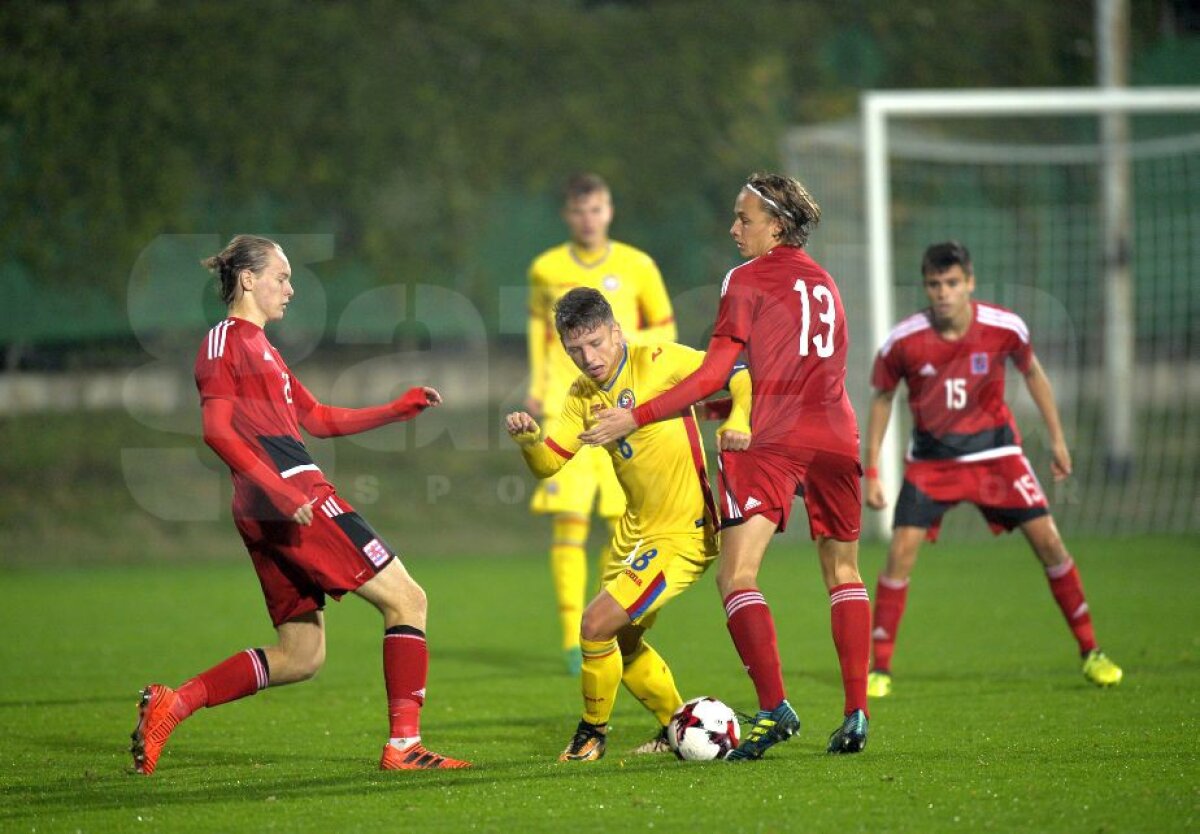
[669,696,740,761]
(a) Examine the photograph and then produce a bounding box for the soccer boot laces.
[725,700,800,761]
[380,741,472,770]
[866,669,893,698]
[130,684,182,775]
[1082,649,1123,687]
[826,708,869,754]
[559,720,607,761]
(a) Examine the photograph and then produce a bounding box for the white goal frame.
[863,86,1200,539]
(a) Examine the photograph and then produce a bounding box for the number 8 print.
[630,548,658,571]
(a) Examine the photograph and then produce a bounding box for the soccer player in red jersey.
[863,241,1123,697]
[582,172,870,757]
[129,235,470,774]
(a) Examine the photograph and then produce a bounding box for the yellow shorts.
[530,443,625,518]
[601,534,716,627]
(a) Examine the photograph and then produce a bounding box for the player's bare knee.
[1033,538,1069,567]
[293,647,325,682]
[580,611,617,643]
[402,578,428,618]
[885,548,919,579]
[1023,517,1068,566]
[379,575,426,623]
[716,565,758,598]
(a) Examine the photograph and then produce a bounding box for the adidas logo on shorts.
[743,496,762,512]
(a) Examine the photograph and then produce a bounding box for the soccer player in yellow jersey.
[526,173,677,674]
[507,288,751,760]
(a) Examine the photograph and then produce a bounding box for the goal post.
[861,86,1200,540]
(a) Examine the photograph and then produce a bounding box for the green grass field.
[2,535,1197,832]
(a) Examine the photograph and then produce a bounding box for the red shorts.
[896,453,1049,542]
[718,445,862,540]
[234,491,395,627]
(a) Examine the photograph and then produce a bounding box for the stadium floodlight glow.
[862,86,1200,539]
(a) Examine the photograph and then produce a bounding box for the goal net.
[784,89,1200,539]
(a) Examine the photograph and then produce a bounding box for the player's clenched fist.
[505,411,542,444]
[717,429,751,452]
[864,476,888,511]
[291,500,315,526]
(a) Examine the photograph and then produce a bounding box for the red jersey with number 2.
[194,316,333,515]
[871,301,1032,462]
[711,245,858,458]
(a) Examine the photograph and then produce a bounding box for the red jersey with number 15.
[194,317,333,514]
[871,301,1033,462]
[711,245,858,458]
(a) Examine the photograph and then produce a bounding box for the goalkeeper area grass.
[1,534,1195,832]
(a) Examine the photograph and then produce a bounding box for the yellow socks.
[550,515,589,652]
[580,637,621,726]
[621,641,683,727]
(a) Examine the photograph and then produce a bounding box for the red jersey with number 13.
[711,245,858,457]
[871,301,1033,462]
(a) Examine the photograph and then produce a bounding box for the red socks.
[384,625,428,739]
[723,590,786,711]
[871,576,909,673]
[830,583,871,717]
[174,648,269,720]
[1045,558,1097,654]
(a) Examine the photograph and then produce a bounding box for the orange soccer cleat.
[380,742,472,770]
[130,684,183,775]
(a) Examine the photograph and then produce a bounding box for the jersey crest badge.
[970,353,989,375]
[919,363,937,377]
[363,538,390,567]
[617,388,636,410]
[602,275,620,291]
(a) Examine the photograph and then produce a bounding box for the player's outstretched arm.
[864,388,897,510]
[1022,356,1072,481]
[296,384,442,438]
[504,411,568,479]
[201,398,314,525]
[580,335,742,446]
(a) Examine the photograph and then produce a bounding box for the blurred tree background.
[0,0,1195,356]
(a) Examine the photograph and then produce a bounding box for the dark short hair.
[921,241,973,277]
[563,172,610,203]
[554,287,615,337]
[744,171,821,247]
